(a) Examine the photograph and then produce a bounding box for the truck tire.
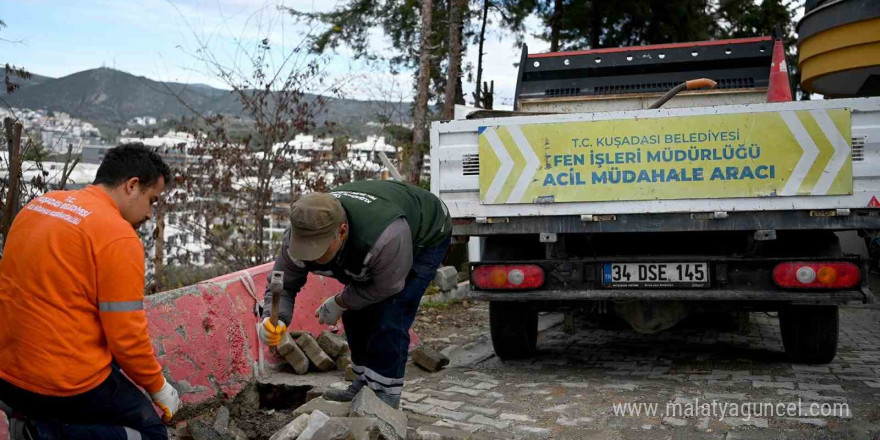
[779,305,839,364]
[489,301,538,360]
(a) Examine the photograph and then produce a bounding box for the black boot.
[322,380,365,402]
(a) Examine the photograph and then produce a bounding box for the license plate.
[602,262,710,288]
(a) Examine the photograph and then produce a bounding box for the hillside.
[4,67,411,134]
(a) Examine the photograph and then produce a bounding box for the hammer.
[269,271,284,327]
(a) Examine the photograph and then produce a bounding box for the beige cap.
[288,193,346,261]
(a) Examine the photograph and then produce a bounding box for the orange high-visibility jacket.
[0,185,164,396]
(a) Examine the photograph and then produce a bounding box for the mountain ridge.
[3,67,411,134]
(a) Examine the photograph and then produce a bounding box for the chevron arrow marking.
[779,111,820,196]
[507,125,540,204]
[483,127,514,204]
[811,109,850,195]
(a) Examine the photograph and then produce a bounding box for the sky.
[0,0,547,109]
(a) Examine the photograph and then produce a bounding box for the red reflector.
[772,262,861,289]
[472,265,544,290]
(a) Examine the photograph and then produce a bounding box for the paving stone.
[752,381,794,389]
[443,386,483,397]
[722,417,768,428]
[427,407,470,421]
[412,345,451,372]
[336,353,352,372]
[662,417,686,427]
[513,426,550,438]
[344,364,358,382]
[268,413,310,440]
[544,403,577,413]
[188,420,235,440]
[423,397,464,410]
[402,391,428,402]
[461,405,499,417]
[467,414,510,430]
[278,333,309,374]
[423,389,460,400]
[297,411,331,440]
[784,418,827,427]
[350,387,407,440]
[832,366,874,374]
[310,419,349,440]
[293,398,353,418]
[703,392,747,400]
[431,420,481,434]
[401,401,435,415]
[555,416,593,426]
[791,365,831,373]
[688,374,730,381]
[414,425,475,440]
[434,266,459,291]
[797,383,844,392]
[736,375,772,382]
[327,418,382,440]
[696,417,710,430]
[317,331,349,359]
[559,382,591,388]
[599,383,638,391]
[776,389,847,402]
[212,406,230,433]
[499,413,534,422]
[297,333,336,371]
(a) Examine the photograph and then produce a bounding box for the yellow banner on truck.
[478,109,852,204]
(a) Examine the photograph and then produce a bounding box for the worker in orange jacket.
[0,144,179,440]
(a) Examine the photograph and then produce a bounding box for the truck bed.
[431,98,880,235]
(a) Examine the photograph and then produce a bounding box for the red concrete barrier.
[146,262,351,403]
[0,263,419,438]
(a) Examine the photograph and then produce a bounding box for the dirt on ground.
[411,298,488,352]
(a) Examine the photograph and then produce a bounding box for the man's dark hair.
[93,143,170,188]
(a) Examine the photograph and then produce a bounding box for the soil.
[411,299,489,352]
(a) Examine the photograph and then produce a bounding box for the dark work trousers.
[342,235,451,397]
[0,363,167,440]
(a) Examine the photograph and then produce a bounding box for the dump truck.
[430,35,880,364]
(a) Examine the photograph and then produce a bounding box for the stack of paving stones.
[278,330,351,376]
[269,387,407,440]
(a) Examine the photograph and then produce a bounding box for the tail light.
[772,262,861,289]
[472,265,544,290]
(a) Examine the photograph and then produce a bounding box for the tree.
[443,0,468,120]
[288,0,457,184]
[409,0,434,184]
[519,0,715,51]
[158,32,341,275]
[713,0,804,98]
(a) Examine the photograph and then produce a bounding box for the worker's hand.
[258,317,287,347]
[150,379,180,424]
[315,295,347,326]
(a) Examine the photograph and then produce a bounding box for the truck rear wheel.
[779,305,839,364]
[489,301,538,360]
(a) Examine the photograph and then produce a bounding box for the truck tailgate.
[431,98,880,222]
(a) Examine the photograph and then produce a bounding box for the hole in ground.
[257,382,313,410]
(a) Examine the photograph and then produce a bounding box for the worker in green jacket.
[257,180,452,408]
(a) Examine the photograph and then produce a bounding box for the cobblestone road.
[404,304,880,440]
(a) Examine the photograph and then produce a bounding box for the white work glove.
[258,317,287,347]
[315,295,347,326]
[150,379,181,423]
